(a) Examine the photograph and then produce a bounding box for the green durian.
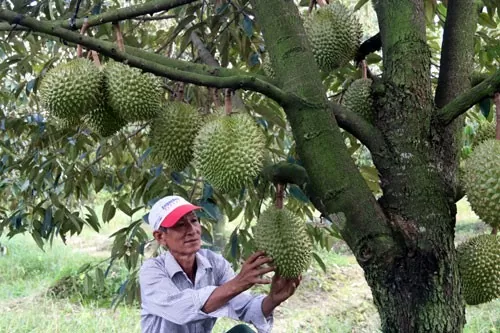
[462,139,500,229]
[193,112,265,193]
[103,61,163,122]
[303,2,362,73]
[343,78,374,122]
[253,206,312,279]
[457,234,499,305]
[39,58,103,120]
[150,102,202,171]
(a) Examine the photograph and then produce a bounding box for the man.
[139,195,301,333]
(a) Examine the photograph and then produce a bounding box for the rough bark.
[366,0,468,331]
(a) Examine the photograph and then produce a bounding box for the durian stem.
[361,60,368,80]
[224,89,233,115]
[90,50,101,66]
[316,0,328,7]
[76,18,89,58]
[492,227,498,235]
[275,183,286,209]
[176,82,185,102]
[495,92,500,140]
[112,21,125,52]
[211,88,221,108]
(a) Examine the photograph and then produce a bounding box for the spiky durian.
[303,2,362,73]
[39,58,103,120]
[343,78,374,122]
[103,61,163,122]
[462,139,500,229]
[84,102,127,138]
[253,206,312,279]
[472,120,496,148]
[149,102,202,171]
[457,234,499,305]
[193,112,265,193]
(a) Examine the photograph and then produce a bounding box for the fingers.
[244,251,266,264]
[249,255,273,269]
[253,277,272,285]
[256,265,275,276]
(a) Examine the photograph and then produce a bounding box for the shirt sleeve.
[139,259,219,325]
[215,257,274,333]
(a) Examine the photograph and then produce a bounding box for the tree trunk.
[251,0,469,331]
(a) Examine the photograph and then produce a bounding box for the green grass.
[0,196,498,332]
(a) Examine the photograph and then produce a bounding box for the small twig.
[76,18,89,58]
[176,82,185,101]
[361,60,367,80]
[112,21,125,52]
[224,89,232,115]
[275,183,286,209]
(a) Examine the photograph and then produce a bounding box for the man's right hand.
[233,251,275,291]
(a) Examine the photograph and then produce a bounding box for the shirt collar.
[164,250,213,278]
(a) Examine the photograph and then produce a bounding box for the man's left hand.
[268,273,301,305]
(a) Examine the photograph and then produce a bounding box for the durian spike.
[224,89,233,115]
[76,17,89,58]
[113,21,125,52]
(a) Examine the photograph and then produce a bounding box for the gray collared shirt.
[139,249,274,333]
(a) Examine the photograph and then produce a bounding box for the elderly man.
[139,195,301,333]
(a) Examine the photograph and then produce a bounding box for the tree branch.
[434,0,478,108]
[330,102,391,170]
[435,70,500,126]
[190,30,246,109]
[0,0,197,32]
[0,8,286,104]
[354,33,381,65]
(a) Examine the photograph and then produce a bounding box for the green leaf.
[478,12,497,28]
[354,0,370,11]
[85,206,100,232]
[102,200,116,223]
[312,251,327,273]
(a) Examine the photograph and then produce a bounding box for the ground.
[0,198,498,332]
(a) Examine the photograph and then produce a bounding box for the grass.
[0,197,498,332]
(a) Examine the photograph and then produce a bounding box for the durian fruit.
[103,61,163,122]
[343,78,374,122]
[303,2,362,73]
[457,234,499,305]
[472,119,496,148]
[84,102,127,138]
[149,102,202,171]
[462,139,500,229]
[253,206,312,278]
[39,58,103,120]
[193,112,265,193]
[262,53,275,79]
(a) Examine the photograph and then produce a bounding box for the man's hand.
[269,274,301,305]
[233,251,275,291]
[261,274,301,317]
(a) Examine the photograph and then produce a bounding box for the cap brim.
[159,204,202,228]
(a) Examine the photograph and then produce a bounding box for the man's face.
[155,211,202,256]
